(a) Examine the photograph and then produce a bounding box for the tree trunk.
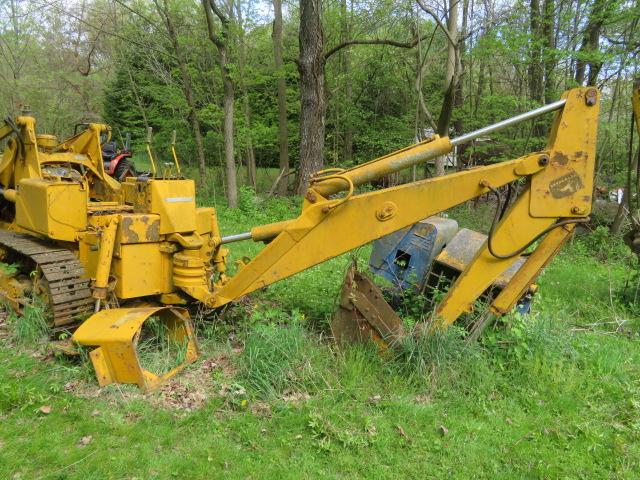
[272,0,289,195]
[155,0,206,186]
[340,0,353,162]
[528,0,544,104]
[297,0,326,194]
[125,64,149,130]
[236,0,257,190]
[221,50,238,207]
[202,0,238,207]
[575,0,606,86]
[453,0,469,168]
[542,0,556,104]
[435,0,459,176]
[244,99,257,189]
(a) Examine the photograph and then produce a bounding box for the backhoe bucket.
[72,306,199,392]
[331,262,405,349]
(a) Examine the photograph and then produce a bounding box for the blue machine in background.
[369,216,534,314]
[369,217,458,291]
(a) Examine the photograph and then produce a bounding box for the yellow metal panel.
[133,179,196,234]
[15,178,87,241]
[530,88,600,217]
[113,243,164,298]
[78,231,100,279]
[195,207,214,235]
[93,218,119,300]
[122,179,137,205]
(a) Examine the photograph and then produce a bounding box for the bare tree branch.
[415,0,457,47]
[208,0,229,27]
[325,34,431,61]
[202,0,225,49]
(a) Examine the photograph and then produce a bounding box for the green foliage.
[571,226,634,263]
[0,263,18,275]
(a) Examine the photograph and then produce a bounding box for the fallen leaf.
[78,435,93,447]
[294,434,303,440]
[439,425,449,436]
[91,410,100,417]
[282,391,311,404]
[396,425,410,442]
[506,418,513,425]
[38,406,51,415]
[368,394,382,404]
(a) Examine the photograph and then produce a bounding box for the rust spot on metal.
[122,217,139,243]
[146,219,160,241]
[305,190,317,203]
[376,202,397,221]
[552,152,569,166]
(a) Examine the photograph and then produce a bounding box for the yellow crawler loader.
[0,87,600,390]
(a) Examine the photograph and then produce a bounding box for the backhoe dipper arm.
[214,88,600,328]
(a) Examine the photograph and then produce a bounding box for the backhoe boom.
[215,88,600,331]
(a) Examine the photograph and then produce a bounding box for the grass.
[2,190,640,478]
[136,317,190,376]
[10,295,50,344]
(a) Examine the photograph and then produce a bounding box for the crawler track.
[0,230,93,329]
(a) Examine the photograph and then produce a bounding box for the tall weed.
[11,296,49,344]
[240,320,330,399]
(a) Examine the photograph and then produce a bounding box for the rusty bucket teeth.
[331,262,405,350]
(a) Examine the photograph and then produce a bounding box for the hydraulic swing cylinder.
[93,217,119,311]
[220,99,568,246]
[311,99,567,198]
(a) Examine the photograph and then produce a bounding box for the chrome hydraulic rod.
[220,232,252,244]
[450,99,566,147]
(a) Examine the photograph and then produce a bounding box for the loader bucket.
[331,262,405,350]
[72,306,199,392]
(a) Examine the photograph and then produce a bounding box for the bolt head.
[538,156,549,166]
